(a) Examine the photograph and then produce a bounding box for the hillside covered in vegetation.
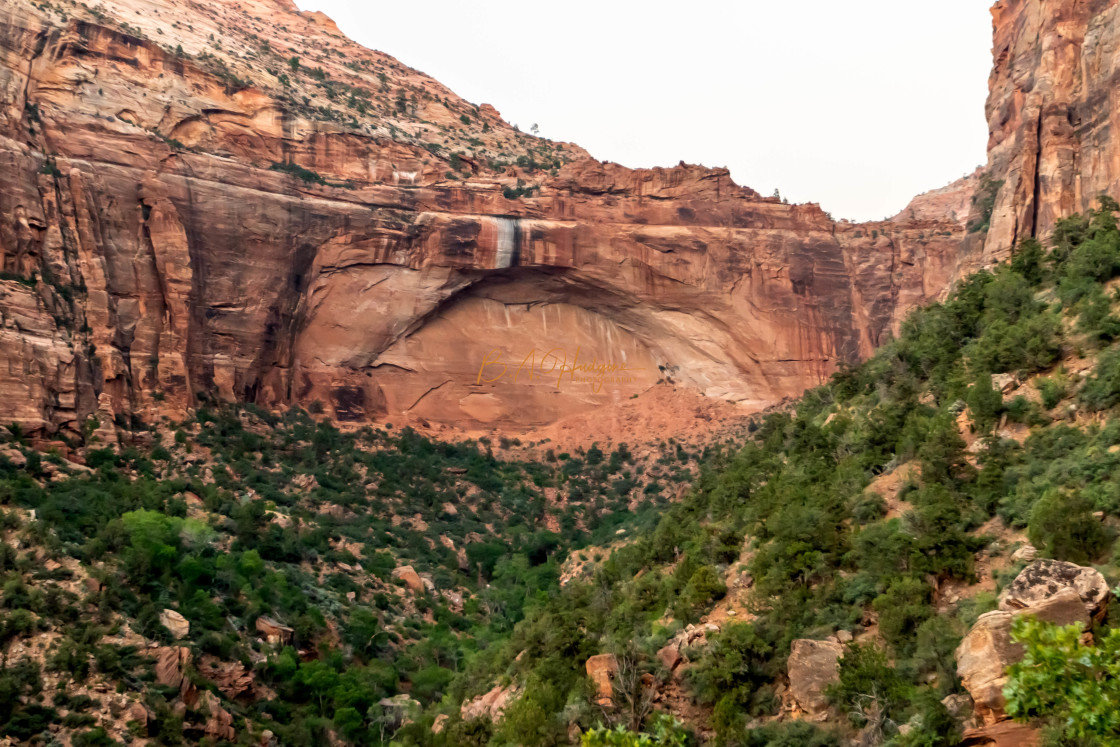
[4,201,1120,746]
[425,198,1120,747]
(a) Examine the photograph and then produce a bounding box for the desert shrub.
[1028,489,1111,563]
[1080,347,1120,411]
[581,714,691,747]
[873,577,933,656]
[828,643,912,728]
[688,623,775,714]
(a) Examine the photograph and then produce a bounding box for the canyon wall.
[0,0,975,437]
[981,0,1120,260]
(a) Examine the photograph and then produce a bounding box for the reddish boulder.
[392,566,425,594]
[585,654,619,705]
[959,560,1102,725]
[657,643,683,672]
[460,683,521,722]
[198,690,236,741]
[154,647,191,691]
[255,616,294,646]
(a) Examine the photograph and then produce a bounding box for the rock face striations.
[980,0,1120,260]
[0,0,980,436]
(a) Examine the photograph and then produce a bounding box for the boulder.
[199,656,254,699]
[198,690,235,741]
[958,560,1101,725]
[154,646,190,690]
[153,646,195,700]
[460,683,520,722]
[955,611,1022,725]
[1020,587,1090,628]
[657,643,683,672]
[159,609,190,639]
[442,590,464,613]
[392,565,425,593]
[125,701,151,727]
[432,714,449,734]
[255,616,294,646]
[991,374,1018,394]
[0,447,26,468]
[585,654,619,705]
[787,639,843,718]
[999,558,1109,619]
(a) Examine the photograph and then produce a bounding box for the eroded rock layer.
[980,0,1120,259]
[0,0,974,434]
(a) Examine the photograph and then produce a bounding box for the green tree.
[1028,489,1110,563]
[1005,617,1120,741]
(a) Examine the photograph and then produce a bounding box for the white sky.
[295,1,993,222]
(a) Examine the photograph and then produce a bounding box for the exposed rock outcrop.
[199,656,254,700]
[961,721,1041,747]
[999,558,1110,620]
[956,560,1108,725]
[153,646,193,699]
[254,616,294,646]
[0,0,971,437]
[586,654,620,706]
[787,639,843,719]
[4,0,1115,437]
[980,0,1120,260]
[460,683,520,722]
[392,566,425,594]
[197,690,235,741]
[159,609,190,639]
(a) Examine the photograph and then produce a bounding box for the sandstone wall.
[981,0,1120,259]
[0,0,971,435]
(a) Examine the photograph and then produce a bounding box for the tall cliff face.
[0,0,973,437]
[981,0,1120,259]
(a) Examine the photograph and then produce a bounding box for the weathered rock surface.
[199,656,254,700]
[955,611,1024,726]
[159,609,190,639]
[0,0,972,436]
[980,0,1120,260]
[893,170,982,225]
[787,639,843,718]
[460,683,520,722]
[254,616,294,646]
[392,565,425,594]
[153,646,193,699]
[961,721,1041,747]
[957,560,1105,725]
[197,690,236,741]
[998,558,1110,619]
[6,0,1116,436]
[586,653,620,705]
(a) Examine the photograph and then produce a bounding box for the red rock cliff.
[0,0,972,436]
[979,0,1120,260]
